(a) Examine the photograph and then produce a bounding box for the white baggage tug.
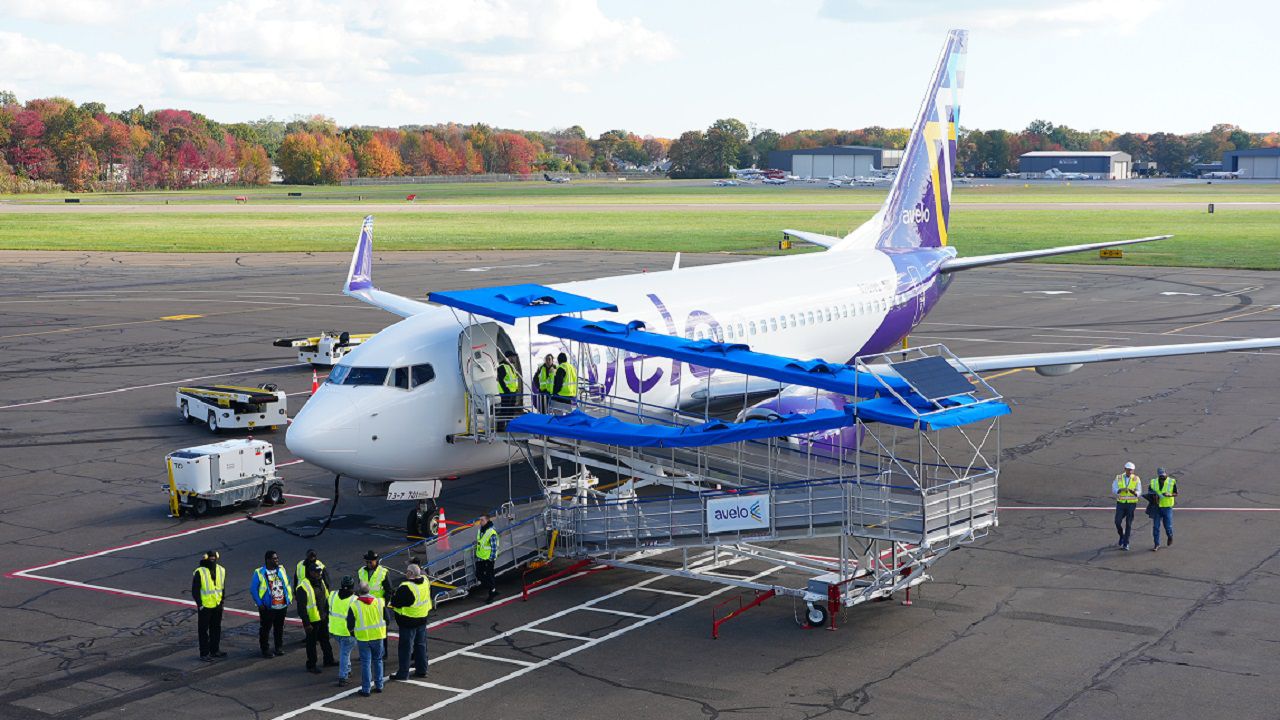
[273,331,373,366]
[176,384,287,432]
[164,439,285,517]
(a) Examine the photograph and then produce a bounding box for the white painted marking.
[1031,333,1131,342]
[1214,286,1261,297]
[1023,290,1073,295]
[458,651,536,667]
[578,606,651,619]
[459,263,545,273]
[401,679,464,694]
[999,505,1280,512]
[0,362,305,410]
[627,586,701,599]
[315,707,392,720]
[1160,291,1201,296]
[520,627,592,641]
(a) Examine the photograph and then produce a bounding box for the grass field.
[1,179,1277,267]
[4,178,1280,205]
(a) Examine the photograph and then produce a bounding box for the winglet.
[345,215,374,293]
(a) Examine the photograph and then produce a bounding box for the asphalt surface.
[2,251,1279,720]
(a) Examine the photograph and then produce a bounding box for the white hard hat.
[1124,462,1136,470]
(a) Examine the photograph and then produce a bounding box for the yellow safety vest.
[297,577,325,623]
[392,581,433,619]
[556,362,577,397]
[498,362,519,394]
[475,526,499,561]
[352,598,387,641]
[295,558,326,583]
[194,565,225,608]
[328,592,354,637]
[536,365,556,393]
[1115,474,1141,504]
[254,567,290,604]
[1151,476,1177,508]
[358,565,388,599]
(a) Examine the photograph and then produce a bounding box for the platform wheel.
[192,498,209,518]
[805,602,829,629]
[180,401,192,424]
[208,412,220,433]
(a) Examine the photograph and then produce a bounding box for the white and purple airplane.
[287,30,1280,489]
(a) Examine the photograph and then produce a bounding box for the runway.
[1,250,1278,720]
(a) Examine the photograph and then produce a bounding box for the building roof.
[1020,151,1130,158]
[1225,147,1280,157]
[771,145,885,156]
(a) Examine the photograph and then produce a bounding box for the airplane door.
[907,265,926,325]
[458,322,519,428]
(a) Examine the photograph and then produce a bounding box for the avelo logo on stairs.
[706,495,770,533]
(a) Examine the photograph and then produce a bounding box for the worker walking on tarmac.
[474,513,500,603]
[347,581,387,697]
[297,561,335,674]
[191,550,226,661]
[496,351,522,426]
[535,353,557,411]
[328,576,357,687]
[388,564,432,680]
[358,550,393,652]
[551,352,577,410]
[295,549,330,591]
[1149,467,1179,551]
[251,550,290,658]
[1112,461,1142,551]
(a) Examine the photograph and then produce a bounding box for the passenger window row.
[720,297,891,340]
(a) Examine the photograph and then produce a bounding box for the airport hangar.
[767,145,902,177]
[1222,147,1280,178]
[1018,150,1132,179]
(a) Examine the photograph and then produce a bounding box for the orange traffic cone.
[310,369,319,395]
[436,508,447,538]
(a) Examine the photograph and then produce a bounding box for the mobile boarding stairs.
[415,285,1008,629]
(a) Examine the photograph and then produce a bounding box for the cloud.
[0,0,134,25]
[821,0,1162,35]
[0,31,160,96]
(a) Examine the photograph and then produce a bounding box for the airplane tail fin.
[833,29,967,252]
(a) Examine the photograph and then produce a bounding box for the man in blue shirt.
[251,550,291,658]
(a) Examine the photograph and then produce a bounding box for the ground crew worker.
[535,353,557,411]
[474,513,500,603]
[328,576,357,687]
[1112,461,1141,551]
[358,550,393,652]
[251,550,290,658]
[295,549,330,591]
[297,561,335,674]
[388,564,431,680]
[1150,467,1178,551]
[347,581,386,697]
[552,352,577,409]
[496,351,522,426]
[191,550,226,661]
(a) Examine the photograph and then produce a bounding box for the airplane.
[1044,167,1092,181]
[543,173,570,184]
[761,177,788,185]
[1201,170,1241,179]
[713,179,739,187]
[827,179,846,188]
[729,167,766,180]
[287,29,1280,500]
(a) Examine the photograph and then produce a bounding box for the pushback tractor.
[176,384,287,433]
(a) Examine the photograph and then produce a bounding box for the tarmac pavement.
[1,250,1278,719]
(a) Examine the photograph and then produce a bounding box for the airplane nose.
[286,388,359,471]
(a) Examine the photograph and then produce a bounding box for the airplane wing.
[781,229,844,249]
[939,235,1170,273]
[943,337,1280,377]
[343,215,433,318]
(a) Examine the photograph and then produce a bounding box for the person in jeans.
[1150,467,1179,551]
[250,550,291,658]
[347,582,386,697]
[328,576,357,687]
[388,564,431,680]
[1112,461,1142,550]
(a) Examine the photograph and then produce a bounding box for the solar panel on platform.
[889,356,975,401]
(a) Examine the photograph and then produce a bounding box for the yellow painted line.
[1163,306,1278,335]
[982,368,1030,381]
[160,314,203,321]
[0,305,292,340]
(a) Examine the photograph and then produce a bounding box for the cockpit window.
[328,366,389,386]
[392,367,410,389]
[411,364,435,387]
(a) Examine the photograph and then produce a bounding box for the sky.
[0,0,1274,137]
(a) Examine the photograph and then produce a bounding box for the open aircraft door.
[459,321,519,433]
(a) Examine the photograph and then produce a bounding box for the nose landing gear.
[407,499,440,538]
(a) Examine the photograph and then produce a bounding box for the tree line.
[1,89,1275,192]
